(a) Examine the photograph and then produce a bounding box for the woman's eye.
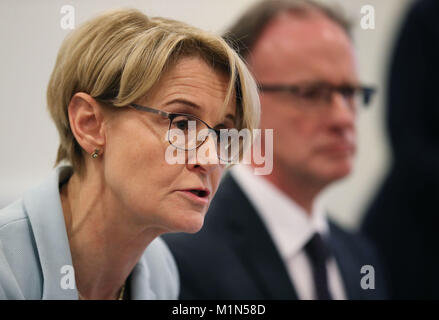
[174,119,189,131]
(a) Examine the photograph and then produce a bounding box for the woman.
[0,9,260,299]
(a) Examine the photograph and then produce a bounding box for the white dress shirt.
[230,165,346,300]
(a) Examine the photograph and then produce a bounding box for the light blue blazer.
[0,166,179,299]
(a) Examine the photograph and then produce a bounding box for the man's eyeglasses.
[130,104,240,163]
[259,82,376,108]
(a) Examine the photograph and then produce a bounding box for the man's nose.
[327,92,356,129]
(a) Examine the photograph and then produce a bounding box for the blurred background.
[0,0,414,229]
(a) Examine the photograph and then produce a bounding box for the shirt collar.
[230,165,329,261]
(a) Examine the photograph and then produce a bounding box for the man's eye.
[301,88,321,99]
[340,86,356,98]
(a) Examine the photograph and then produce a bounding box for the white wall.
[317,0,413,229]
[0,0,413,229]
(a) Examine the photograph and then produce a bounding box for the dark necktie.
[304,233,333,300]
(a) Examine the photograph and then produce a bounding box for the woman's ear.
[68,92,106,156]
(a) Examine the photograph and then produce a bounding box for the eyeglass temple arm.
[130,103,170,118]
[361,87,376,105]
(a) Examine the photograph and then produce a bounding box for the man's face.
[249,10,358,186]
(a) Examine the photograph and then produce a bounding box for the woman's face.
[102,56,236,234]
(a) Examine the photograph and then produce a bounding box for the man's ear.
[68,92,106,156]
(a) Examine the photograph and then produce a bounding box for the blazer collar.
[129,252,157,299]
[23,166,77,299]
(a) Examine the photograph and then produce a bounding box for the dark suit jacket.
[164,174,388,299]
[361,0,439,299]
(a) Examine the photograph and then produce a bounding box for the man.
[163,0,387,299]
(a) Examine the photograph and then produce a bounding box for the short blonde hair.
[47,9,260,174]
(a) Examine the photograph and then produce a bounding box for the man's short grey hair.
[224,0,352,58]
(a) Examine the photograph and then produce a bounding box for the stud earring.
[91,149,99,159]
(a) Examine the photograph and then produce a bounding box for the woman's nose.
[186,133,222,172]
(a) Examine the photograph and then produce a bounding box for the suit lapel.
[219,174,298,299]
[327,221,362,299]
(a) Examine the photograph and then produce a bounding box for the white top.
[230,165,346,300]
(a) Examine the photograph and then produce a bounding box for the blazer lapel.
[220,174,298,299]
[23,166,78,300]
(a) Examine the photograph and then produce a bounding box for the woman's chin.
[183,223,204,234]
[170,212,205,234]
[172,222,203,234]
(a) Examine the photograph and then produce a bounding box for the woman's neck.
[59,170,162,300]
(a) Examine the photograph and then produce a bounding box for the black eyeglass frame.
[130,103,236,162]
[259,83,376,106]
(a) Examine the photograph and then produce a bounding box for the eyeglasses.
[130,103,241,163]
[259,82,376,109]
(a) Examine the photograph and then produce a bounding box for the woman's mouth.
[178,188,210,205]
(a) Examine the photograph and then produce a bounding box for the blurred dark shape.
[361,0,439,299]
